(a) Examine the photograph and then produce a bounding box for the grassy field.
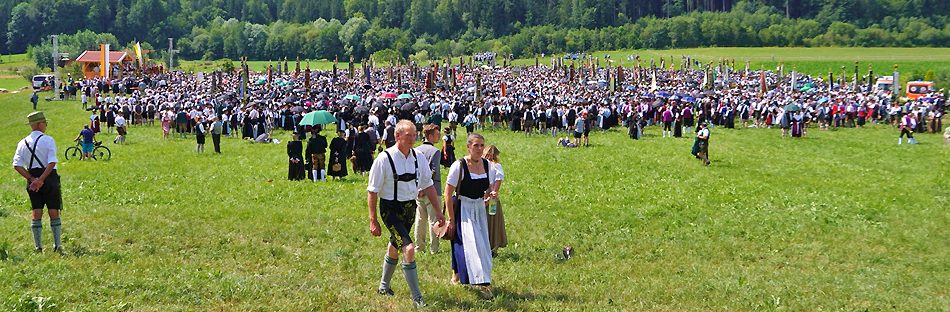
[0,85,949,311]
[0,78,29,92]
[179,59,347,73]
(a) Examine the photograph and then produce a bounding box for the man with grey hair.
[367,120,445,307]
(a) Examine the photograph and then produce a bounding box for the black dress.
[287,140,306,180]
[327,137,348,178]
[353,132,374,172]
[442,135,457,168]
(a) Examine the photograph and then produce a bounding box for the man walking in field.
[899,113,918,145]
[30,91,39,110]
[367,120,445,307]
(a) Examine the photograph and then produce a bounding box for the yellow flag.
[135,42,143,66]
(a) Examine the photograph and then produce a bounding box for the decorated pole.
[305,60,311,92]
[854,61,859,91]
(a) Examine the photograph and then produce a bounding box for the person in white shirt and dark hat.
[12,112,63,253]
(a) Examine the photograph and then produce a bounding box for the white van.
[32,74,55,89]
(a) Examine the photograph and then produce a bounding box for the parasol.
[298,110,338,125]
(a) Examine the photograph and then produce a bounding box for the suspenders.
[383,150,418,201]
[25,135,46,170]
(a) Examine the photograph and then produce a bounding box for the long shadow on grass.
[437,285,582,310]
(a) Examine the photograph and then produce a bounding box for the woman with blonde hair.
[482,145,506,258]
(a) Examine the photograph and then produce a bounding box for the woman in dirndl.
[790,111,804,137]
[482,145,506,258]
[441,128,456,166]
[444,133,497,300]
[90,111,101,134]
[327,131,348,180]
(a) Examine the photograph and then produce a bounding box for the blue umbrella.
[526,91,538,97]
[642,94,656,98]
[670,95,681,100]
[657,92,671,97]
[817,97,830,104]
[684,97,696,102]
[625,85,637,90]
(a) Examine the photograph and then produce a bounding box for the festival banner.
[101,44,110,79]
[651,70,658,93]
[829,72,834,91]
[349,56,354,80]
[364,59,371,83]
[135,42,143,68]
[425,69,432,93]
[305,61,311,91]
[475,73,482,101]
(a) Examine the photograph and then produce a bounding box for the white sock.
[899,138,902,145]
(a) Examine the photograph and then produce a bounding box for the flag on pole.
[101,44,110,79]
[241,58,248,102]
[609,74,616,93]
[475,73,482,101]
[135,42,143,68]
[425,69,432,93]
[500,82,506,97]
[791,70,797,92]
[305,60,311,91]
[651,70,658,93]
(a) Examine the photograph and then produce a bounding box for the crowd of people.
[43,55,947,305]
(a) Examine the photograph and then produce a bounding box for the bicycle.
[64,140,111,161]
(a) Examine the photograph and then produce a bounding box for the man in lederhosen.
[12,112,64,253]
[367,120,445,307]
[899,113,918,145]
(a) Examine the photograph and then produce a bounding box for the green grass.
[179,59,354,73]
[0,78,29,92]
[0,89,949,310]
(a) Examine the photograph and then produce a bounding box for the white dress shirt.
[367,146,435,201]
[13,131,58,169]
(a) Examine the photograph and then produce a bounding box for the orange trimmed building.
[75,51,133,78]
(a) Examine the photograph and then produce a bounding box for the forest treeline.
[8,0,950,66]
